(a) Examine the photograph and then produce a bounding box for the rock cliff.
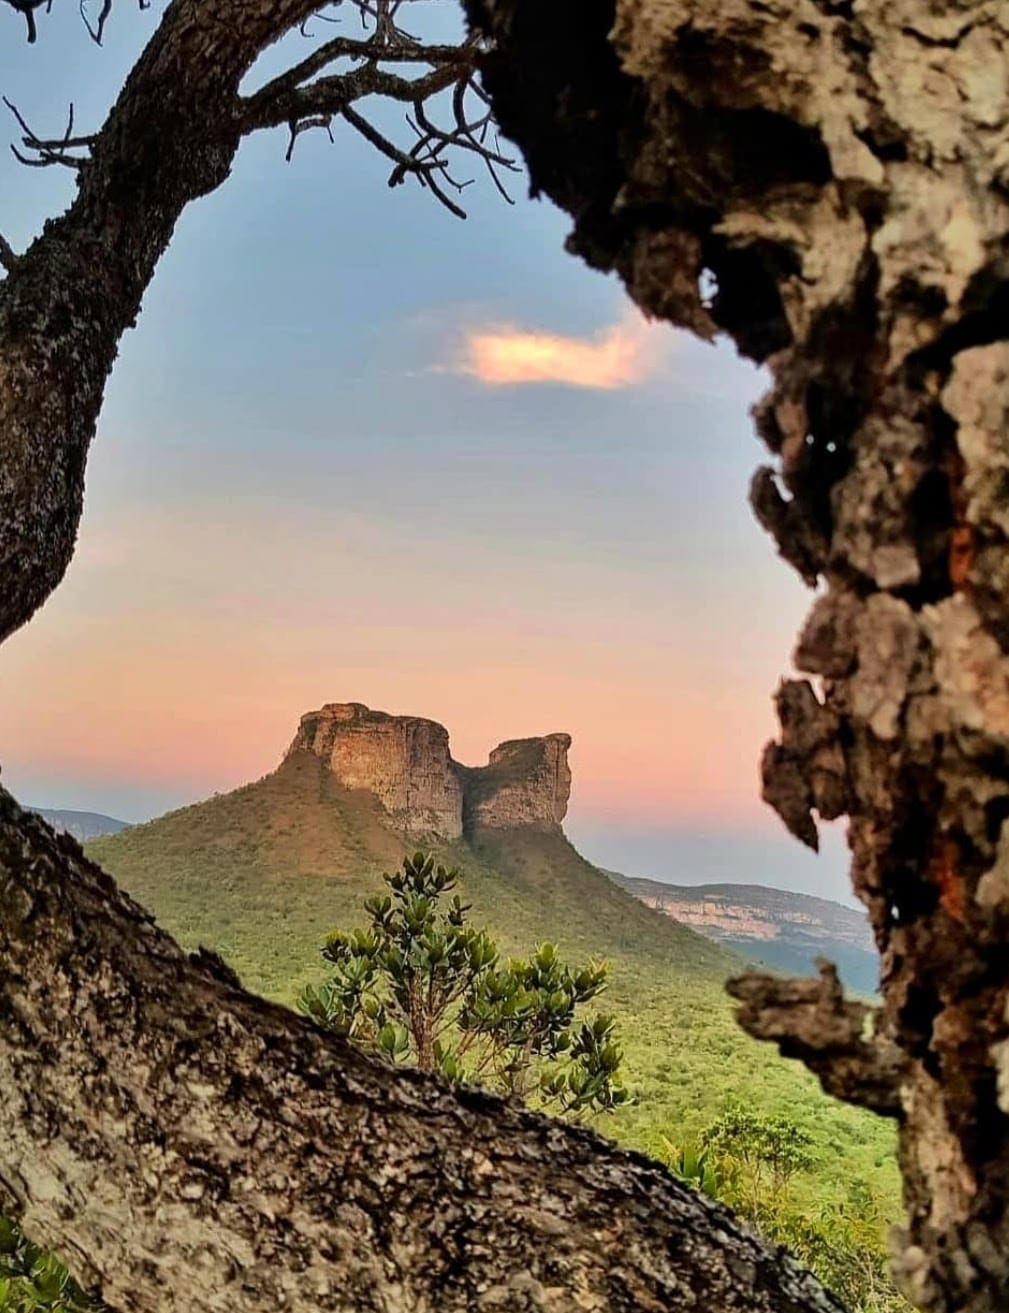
[460,735,572,830]
[286,703,464,838]
[285,703,571,838]
[608,874,878,994]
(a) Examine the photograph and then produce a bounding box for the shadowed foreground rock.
[465,2,1009,1309]
[0,788,842,1313]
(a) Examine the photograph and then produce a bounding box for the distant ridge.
[608,873,878,995]
[31,807,129,842]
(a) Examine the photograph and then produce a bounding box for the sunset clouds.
[453,312,662,389]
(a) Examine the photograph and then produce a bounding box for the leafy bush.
[700,1102,816,1210]
[667,1107,909,1313]
[300,852,628,1115]
[0,1216,93,1313]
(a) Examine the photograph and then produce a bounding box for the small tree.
[699,1102,816,1212]
[667,1112,906,1313]
[299,852,628,1117]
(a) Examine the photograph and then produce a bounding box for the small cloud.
[450,311,663,390]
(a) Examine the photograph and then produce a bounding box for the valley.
[611,873,879,995]
[86,702,898,1218]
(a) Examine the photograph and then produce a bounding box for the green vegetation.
[667,1106,908,1312]
[301,851,627,1114]
[0,1218,92,1313]
[47,752,903,1310]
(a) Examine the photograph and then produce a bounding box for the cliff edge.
[285,703,571,838]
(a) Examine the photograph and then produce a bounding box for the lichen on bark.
[4,0,1009,1308]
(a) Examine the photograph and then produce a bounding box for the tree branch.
[728,962,906,1117]
[1,0,148,44]
[3,98,96,170]
[0,786,845,1313]
[240,60,463,133]
[0,0,365,644]
[241,50,516,218]
[1,0,48,43]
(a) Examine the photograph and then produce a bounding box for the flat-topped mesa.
[286,702,464,839]
[285,704,572,838]
[462,734,572,832]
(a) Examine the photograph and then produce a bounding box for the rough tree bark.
[0,789,843,1313]
[5,0,1006,1309]
[0,2,845,1310]
[464,2,1009,1311]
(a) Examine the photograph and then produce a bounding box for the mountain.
[30,807,128,842]
[88,703,736,998]
[609,873,878,995]
[85,701,898,1203]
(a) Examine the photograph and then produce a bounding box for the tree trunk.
[463,2,1009,1310]
[0,787,841,1313]
[0,0,321,643]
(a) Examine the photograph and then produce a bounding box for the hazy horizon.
[0,6,852,907]
[10,719,853,908]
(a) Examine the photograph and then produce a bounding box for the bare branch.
[242,58,467,132]
[341,102,467,217]
[1,0,48,43]
[242,23,516,217]
[3,0,148,43]
[728,961,906,1117]
[235,0,516,217]
[79,0,113,42]
[3,99,95,170]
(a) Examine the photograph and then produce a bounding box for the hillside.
[88,747,735,1000]
[29,807,127,842]
[87,702,898,1209]
[610,874,879,995]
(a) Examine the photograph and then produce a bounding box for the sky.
[0,3,852,903]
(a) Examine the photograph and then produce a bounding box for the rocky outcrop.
[610,875,878,994]
[461,734,572,830]
[286,703,464,838]
[285,703,571,837]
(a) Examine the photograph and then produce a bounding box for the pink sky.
[0,441,809,833]
[0,74,846,898]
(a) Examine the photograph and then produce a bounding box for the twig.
[2,0,48,43]
[4,0,148,43]
[242,15,515,219]
[3,99,95,170]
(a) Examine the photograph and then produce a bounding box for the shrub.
[300,852,628,1116]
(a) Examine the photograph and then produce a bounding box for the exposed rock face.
[610,875,878,994]
[285,704,571,837]
[462,734,572,830]
[287,703,464,838]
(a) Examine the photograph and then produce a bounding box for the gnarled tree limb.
[0,787,843,1313]
[0,0,507,646]
[729,962,905,1117]
[463,2,1009,1309]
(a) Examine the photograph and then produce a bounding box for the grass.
[87,750,901,1223]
